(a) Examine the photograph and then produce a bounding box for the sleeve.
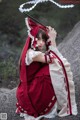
[49,45,64,59]
[25,49,42,65]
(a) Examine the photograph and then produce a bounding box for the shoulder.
[25,49,42,65]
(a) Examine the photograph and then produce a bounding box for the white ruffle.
[25,18,37,50]
[20,103,57,120]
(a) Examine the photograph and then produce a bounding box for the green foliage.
[0,57,17,80]
[0,52,20,89]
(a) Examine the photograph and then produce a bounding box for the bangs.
[36,29,49,41]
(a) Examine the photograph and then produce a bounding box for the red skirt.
[16,74,56,117]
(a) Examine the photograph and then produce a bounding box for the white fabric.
[25,49,42,65]
[49,46,78,117]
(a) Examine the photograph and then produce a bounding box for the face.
[36,33,46,52]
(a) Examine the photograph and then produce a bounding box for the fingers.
[46,26,53,31]
[47,26,54,30]
[46,26,56,34]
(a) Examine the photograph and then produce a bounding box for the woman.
[16,17,77,120]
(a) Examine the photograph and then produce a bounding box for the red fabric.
[16,18,56,117]
[27,17,48,36]
[26,17,49,49]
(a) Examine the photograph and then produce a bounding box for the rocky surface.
[0,21,80,120]
[0,88,23,120]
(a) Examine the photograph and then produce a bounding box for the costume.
[16,17,77,120]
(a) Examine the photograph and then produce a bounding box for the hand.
[47,26,57,40]
[47,26,57,46]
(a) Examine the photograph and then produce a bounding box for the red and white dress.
[16,46,77,120]
[16,17,77,120]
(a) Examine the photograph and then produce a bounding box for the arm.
[32,53,45,63]
[25,49,48,65]
[47,26,57,47]
[32,52,55,64]
[47,27,64,58]
[25,48,55,65]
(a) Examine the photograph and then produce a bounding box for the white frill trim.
[19,0,74,13]
[20,103,57,120]
[25,18,36,50]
